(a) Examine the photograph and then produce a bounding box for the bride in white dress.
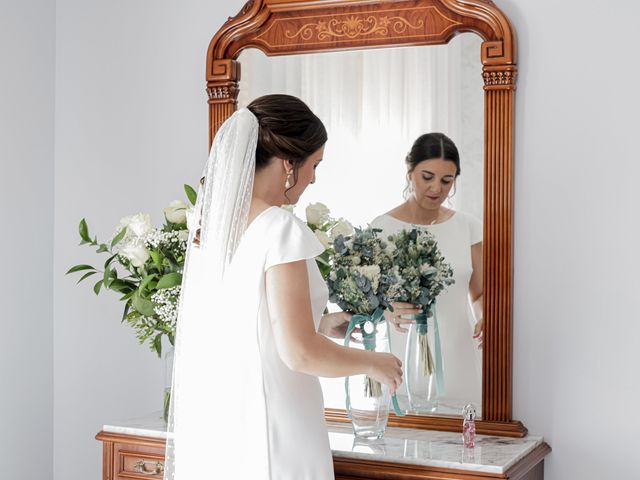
[371,133,483,413]
[164,95,403,480]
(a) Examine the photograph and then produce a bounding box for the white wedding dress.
[371,211,483,413]
[218,205,334,479]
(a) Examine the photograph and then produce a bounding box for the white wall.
[0,1,55,479]
[47,1,640,480]
[503,0,640,478]
[53,1,242,478]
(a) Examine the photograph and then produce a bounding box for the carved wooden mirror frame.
[207,0,524,437]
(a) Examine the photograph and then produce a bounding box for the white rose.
[330,219,354,241]
[314,230,331,249]
[120,213,153,238]
[164,200,188,224]
[120,243,150,267]
[305,202,330,226]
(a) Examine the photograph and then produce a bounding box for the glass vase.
[347,320,391,439]
[405,319,439,413]
[163,346,174,424]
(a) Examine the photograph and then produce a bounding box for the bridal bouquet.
[66,185,197,357]
[387,228,454,376]
[328,227,396,397]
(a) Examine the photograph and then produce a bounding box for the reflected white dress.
[221,206,334,479]
[371,211,482,412]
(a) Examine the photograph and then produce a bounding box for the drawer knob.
[134,460,164,475]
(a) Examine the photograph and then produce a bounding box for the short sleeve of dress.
[264,209,325,271]
[467,213,483,245]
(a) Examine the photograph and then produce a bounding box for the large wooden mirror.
[206,0,523,437]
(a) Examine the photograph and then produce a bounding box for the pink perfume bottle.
[462,404,476,448]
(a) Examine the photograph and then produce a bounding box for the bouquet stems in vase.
[405,308,441,412]
[387,228,454,413]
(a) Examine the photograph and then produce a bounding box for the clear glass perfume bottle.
[462,403,476,448]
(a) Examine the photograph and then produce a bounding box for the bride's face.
[409,158,457,210]
[285,145,325,204]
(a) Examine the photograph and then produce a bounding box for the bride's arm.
[469,241,483,347]
[266,260,403,393]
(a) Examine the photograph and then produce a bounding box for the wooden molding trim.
[206,0,520,435]
[96,431,167,448]
[504,444,552,480]
[324,409,527,438]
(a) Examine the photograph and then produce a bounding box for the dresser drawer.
[116,447,166,479]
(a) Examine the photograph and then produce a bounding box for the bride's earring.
[285,171,293,190]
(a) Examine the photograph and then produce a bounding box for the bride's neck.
[405,198,441,224]
[252,169,283,209]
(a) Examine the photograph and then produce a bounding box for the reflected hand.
[473,318,484,349]
[386,302,423,333]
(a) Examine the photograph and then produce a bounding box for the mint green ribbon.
[414,303,445,396]
[343,308,405,417]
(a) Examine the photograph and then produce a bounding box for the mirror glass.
[238,33,484,416]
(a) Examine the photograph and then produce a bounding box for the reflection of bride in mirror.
[371,133,482,412]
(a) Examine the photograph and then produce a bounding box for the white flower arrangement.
[67,184,198,357]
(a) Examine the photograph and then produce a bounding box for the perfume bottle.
[462,404,476,448]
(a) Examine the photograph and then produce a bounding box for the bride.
[164,94,403,479]
[371,132,483,412]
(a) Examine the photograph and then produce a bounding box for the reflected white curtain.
[238,36,484,225]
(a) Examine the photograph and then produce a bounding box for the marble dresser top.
[102,413,545,475]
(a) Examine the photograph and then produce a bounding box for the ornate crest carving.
[207,85,236,100]
[285,15,425,41]
[255,6,461,49]
[228,0,255,22]
[483,70,516,87]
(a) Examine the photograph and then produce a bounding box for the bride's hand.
[320,311,354,339]
[386,302,423,333]
[368,352,403,394]
[473,318,484,349]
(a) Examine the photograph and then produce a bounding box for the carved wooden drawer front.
[96,432,167,480]
[118,448,165,479]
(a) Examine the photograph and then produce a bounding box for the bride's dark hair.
[403,133,460,199]
[405,132,460,175]
[247,94,327,192]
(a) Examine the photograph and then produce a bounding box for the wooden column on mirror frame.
[481,39,517,423]
[207,59,240,147]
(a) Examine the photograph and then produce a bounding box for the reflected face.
[285,145,325,204]
[409,158,458,210]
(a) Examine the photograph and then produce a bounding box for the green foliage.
[67,184,198,357]
[184,184,197,206]
[386,228,455,312]
[327,227,396,315]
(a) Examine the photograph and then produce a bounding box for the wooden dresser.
[96,414,550,480]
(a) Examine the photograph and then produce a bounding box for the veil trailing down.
[164,109,261,479]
